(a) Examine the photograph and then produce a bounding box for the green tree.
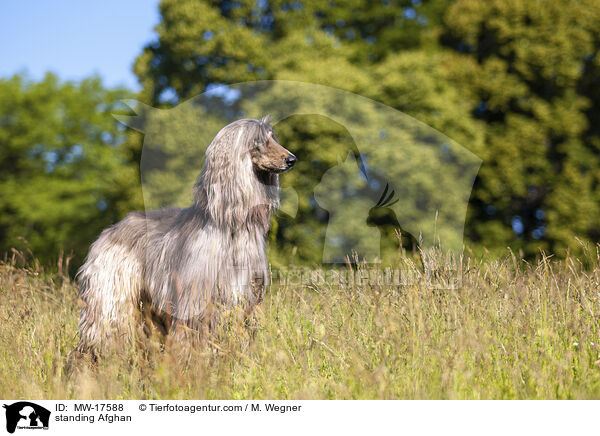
[133,0,450,104]
[0,73,141,266]
[440,0,600,256]
[131,0,485,265]
[132,0,600,260]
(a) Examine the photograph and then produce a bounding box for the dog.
[76,115,296,354]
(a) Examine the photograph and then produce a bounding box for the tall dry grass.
[1,247,600,399]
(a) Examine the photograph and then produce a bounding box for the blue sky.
[0,0,161,90]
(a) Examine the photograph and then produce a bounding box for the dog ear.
[260,114,271,125]
[113,99,157,133]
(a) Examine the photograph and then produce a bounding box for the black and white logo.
[3,402,50,433]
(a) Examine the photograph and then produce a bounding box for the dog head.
[250,117,296,174]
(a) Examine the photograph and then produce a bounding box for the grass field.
[1,248,600,400]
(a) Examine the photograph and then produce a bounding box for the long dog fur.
[76,116,295,353]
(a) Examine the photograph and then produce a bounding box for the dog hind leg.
[76,242,143,355]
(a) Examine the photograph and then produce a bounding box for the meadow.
[1,248,600,400]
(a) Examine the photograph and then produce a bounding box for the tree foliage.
[1,0,600,266]
[439,0,600,256]
[132,0,486,264]
[130,0,600,261]
[0,73,140,265]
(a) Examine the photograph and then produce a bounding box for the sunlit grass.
[1,248,600,399]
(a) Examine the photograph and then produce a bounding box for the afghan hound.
[76,116,296,354]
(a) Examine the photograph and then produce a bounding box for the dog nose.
[285,155,297,167]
